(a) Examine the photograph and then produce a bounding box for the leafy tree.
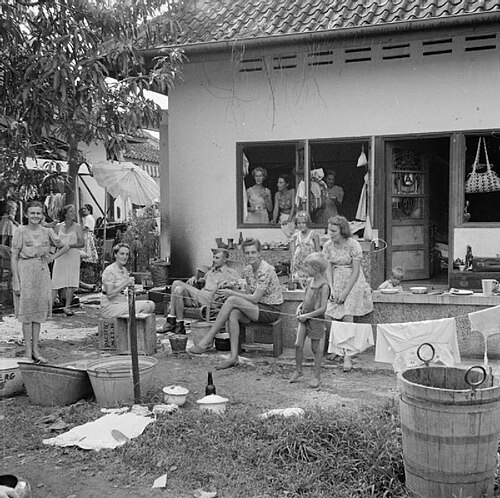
[0,0,186,203]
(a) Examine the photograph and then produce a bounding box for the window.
[464,134,500,223]
[237,139,370,229]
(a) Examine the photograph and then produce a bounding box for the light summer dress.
[52,223,81,290]
[245,186,271,223]
[292,230,316,281]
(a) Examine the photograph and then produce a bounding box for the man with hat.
[159,248,240,334]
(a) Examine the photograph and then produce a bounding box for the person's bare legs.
[64,287,76,314]
[32,322,47,363]
[215,309,251,369]
[171,281,187,320]
[342,314,354,371]
[22,323,33,360]
[190,296,259,353]
[310,338,322,387]
[290,323,306,383]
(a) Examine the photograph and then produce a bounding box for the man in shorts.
[188,238,283,369]
[159,248,239,334]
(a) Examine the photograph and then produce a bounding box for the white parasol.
[92,161,159,207]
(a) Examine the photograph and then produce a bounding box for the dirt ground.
[0,298,399,497]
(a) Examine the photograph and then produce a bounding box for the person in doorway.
[188,238,283,370]
[51,204,84,316]
[245,167,273,224]
[0,200,19,247]
[272,174,295,224]
[159,248,240,335]
[289,252,329,388]
[323,216,373,371]
[11,201,65,362]
[378,267,404,291]
[315,170,344,224]
[100,242,155,318]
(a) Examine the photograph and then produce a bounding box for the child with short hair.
[289,252,330,388]
[378,267,404,291]
[290,211,320,286]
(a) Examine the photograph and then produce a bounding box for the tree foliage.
[0,0,187,202]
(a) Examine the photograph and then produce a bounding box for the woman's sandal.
[64,308,75,317]
[288,372,303,383]
[32,352,48,364]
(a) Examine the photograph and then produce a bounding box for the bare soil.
[0,299,398,497]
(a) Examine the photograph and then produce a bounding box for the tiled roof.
[151,0,500,48]
[123,137,160,165]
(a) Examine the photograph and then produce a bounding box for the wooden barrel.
[398,366,500,497]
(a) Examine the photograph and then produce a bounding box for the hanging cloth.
[355,172,368,221]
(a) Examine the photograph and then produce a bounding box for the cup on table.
[482,279,499,296]
[458,265,466,272]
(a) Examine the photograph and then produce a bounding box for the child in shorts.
[378,267,404,291]
[289,252,330,388]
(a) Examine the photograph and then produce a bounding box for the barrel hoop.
[400,394,500,411]
[404,456,496,484]
[401,423,498,445]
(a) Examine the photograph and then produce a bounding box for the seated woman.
[100,242,155,319]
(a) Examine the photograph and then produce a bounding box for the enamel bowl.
[410,287,428,294]
[196,394,229,414]
[380,288,398,294]
[162,385,189,406]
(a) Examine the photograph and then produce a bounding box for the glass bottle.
[238,231,243,248]
[205,371,216,396]
[465,245,473,270]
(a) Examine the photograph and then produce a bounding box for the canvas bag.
[465,137,500,194]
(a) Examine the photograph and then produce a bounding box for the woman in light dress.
[323,216,373,371]
[272,174,296,224]
[101,243,155,319]
[290,212,320,285]
[11,201,65,362]
[80,204,98,263]
[245,167,272,224]
[51,204,84,316]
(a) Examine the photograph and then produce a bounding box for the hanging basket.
[150,260,170,287]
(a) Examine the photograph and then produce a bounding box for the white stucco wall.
[165,33,500,274]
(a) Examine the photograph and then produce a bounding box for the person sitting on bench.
[188,238,283,370]
[159,248,240,335]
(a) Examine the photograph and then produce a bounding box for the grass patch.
[1,400,406,497]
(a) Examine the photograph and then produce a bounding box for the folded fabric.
[43,412,154,451]
[375,317,460,372]
[468,305,500,367]
[328,322,374,357]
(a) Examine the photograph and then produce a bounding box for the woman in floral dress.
[291,212,320,285]
[323,216,373,371]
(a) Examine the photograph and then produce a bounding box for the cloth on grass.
[375,318,460,372]
[42,412,154,451]
[327,322,374,357]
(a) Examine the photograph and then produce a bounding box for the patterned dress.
[292,230,317,282]
[11,226,60,323]
[323,237,373,320]
[245,186,271,223]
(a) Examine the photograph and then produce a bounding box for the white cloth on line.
[468,305,500,367]
[42,412,154,451]
[295,180,306,205]
[327,322,374,357]
[375,317,460,373]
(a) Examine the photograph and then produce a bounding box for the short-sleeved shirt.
[203,265,240,292]
[11,225,60,259]
[242,259,283,305]
[82,214,95,232]
[101,262,129,307]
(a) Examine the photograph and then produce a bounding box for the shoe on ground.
[173,322,186,335]
[158,316,176,334]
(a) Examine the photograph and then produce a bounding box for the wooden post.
[127,286,141,404]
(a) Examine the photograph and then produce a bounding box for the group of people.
[245,167,344,226]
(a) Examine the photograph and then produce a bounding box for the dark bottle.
[205,371,216,396]
[465,245,473,270]
[238,231,243,248]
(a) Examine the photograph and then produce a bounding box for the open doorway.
[385,137,449,284]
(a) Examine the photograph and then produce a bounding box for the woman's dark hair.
[112,242,130,260]
[327,215,351,238]
[241,237,261,252]
[279,174,291,186]
[84,204,93,214]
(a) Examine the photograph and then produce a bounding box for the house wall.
[165,30,500,275]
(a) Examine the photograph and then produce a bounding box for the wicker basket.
[150,261,170,287]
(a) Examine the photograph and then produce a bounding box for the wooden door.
[386,143,429,280]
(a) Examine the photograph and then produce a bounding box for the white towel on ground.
[375,318,460,372]
[328,322,374,357]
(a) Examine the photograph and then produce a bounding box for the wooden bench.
[239,318,283,358]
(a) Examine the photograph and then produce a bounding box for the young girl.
[378,267,404,291]
[290,211,320,285]
[289,252,330,388]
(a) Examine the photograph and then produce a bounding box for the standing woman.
[322,216,373,371]
[80,204,98,263]
[0,200,19,246]
[11,201,65,362]
[52,204,84,316]
[272,174,296,224]
[290,211,320,285]
[245,167,273,224]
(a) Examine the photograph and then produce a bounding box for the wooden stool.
[240,318,283,358]
[98,318,117,350]
[115,313,157,355]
